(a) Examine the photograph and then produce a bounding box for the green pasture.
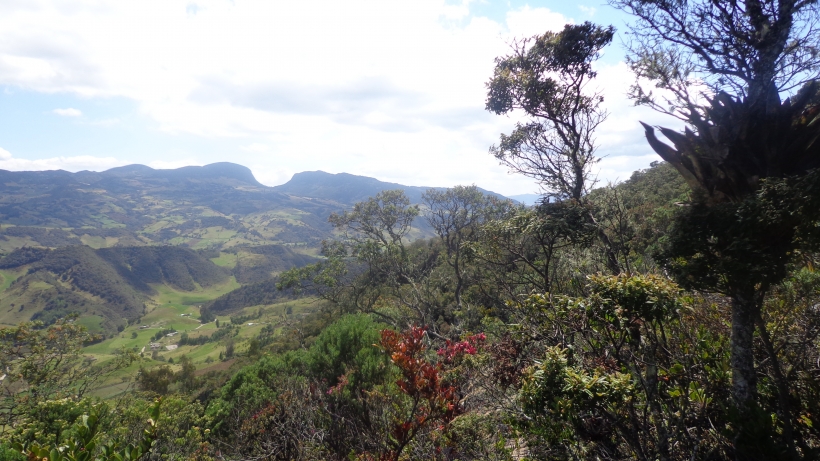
[79,235,107,248]
[0,235,38,253]
[140,306,202,330]
[77,288,321,399]
[91,214,126,229]
[76,315,105,333]
[0,269,20,292]
[151,277,240,308]
[84,327,158,354]
[79,235,120,249]
[210,252,238,269]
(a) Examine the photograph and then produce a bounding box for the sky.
[0,0,682,196]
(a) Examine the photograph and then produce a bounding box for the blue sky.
[0,0,674,195]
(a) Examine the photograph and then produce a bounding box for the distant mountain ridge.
[274,170,512,205]
[0,162,516,253]
[102,162,263,186]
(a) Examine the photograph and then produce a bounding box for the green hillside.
[0,245,230,331]
[0,163,496,255]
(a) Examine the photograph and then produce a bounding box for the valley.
[0,162,514,400]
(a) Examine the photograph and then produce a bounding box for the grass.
[83,295,321,399]
[210,252,239,269]
[0,269,20,292]
[76,315,105,333]
[151,277,240,308]
[79,235,109,248]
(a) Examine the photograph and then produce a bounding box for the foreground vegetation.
[3,159,819,460]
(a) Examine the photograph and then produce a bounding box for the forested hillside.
[0,163,341,251]
[0,245,229,330]
[0,162,514,254]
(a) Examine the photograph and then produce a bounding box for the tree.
[225,338,235,358]
[486,22,622,274]
[137,365,174,395]
[422,186,509,309]
[280,190,443,328]
[615,0,820,202]
[474,202,596,296]
[612,0,820,454]
[329,189,419,249]
[0,318,135,432]
[486,22,614,202]
[176,355,197,393]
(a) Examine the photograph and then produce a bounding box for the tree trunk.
[730,292,759,407]
[585,208,621,275]
[755,312,798,460]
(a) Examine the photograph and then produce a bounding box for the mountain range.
[0,162,519,331]
[0,162,517,253]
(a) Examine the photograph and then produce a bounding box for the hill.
[0,163,342,252]
[0,245,230,331]
[273,170,511,205]
[0,163,512,330]
[0,163,515,254]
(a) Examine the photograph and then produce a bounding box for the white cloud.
[251,165,295,187]
[579,5,597,17]
[241,143,270,153]
[52,107,82,117]
[0,147,127,172]
[505,5,570,37]
[597,154,658,185]
[0,1,684,195]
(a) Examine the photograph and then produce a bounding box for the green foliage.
[507,275,741,459]
[520,346,633,446]
[0,444,25,461]
[423,186,512,310]
[177,323,237,346]
[306,314,388,394]
[207,277,300,314]
[0,317,136,431]
[150,328,176,342]
[661,170,820,297]
[586,273,682,326]
[13,399,160,461]
[230,308,264,324]
[474,202,597,295]
[228,244,318,284]
[486,22,614,117]
[589,161,690,269]
[110,395,211,461]
[137,366,175,396]
[279,190,443,328]
[8,397,103,449]
[329,189,419,247]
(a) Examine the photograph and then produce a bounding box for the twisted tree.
[486,22,623,274]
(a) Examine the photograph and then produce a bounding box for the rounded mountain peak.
[102,162,262,186]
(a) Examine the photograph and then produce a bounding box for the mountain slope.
[0,163,515,254]
[0,245,229,330]
[0,163,343,252]
[273,170,511,205]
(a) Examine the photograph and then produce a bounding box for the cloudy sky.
[0,0,680,196]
